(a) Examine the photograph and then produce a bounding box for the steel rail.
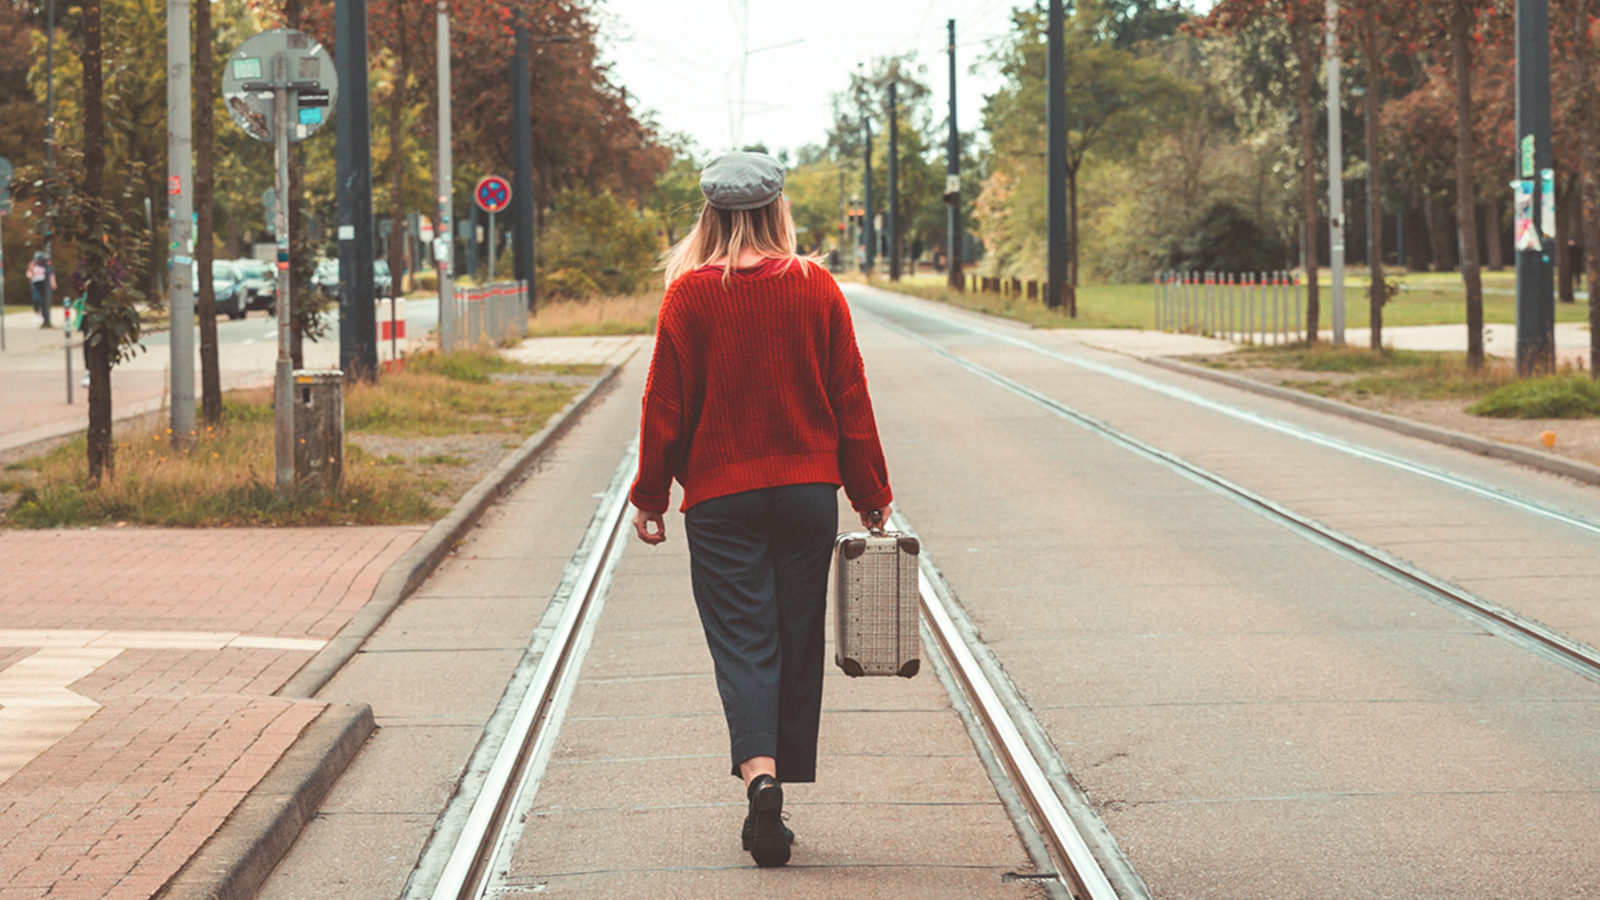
[897,512,1125,900]
[872,313,1600,686]
[427,446,637,900]
[850,288,1600,540]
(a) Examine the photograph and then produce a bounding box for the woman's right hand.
[859,505,891,530]
[632,508,666,545]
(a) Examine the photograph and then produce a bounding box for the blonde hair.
[662,197,817,287]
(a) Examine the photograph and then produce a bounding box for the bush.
[537,188,660,300]
[1164,202,1290,274]
[1469,374,1600,419]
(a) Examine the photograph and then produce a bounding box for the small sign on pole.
[223,28,340,498]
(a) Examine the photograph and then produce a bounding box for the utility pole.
[512,18,535,311]
[862,116,875,276]
[336,0,377,380]
[887,81,900,282]
[435,0,454,346]
[1325,0,1346,345]
[946,18,963,291]
[1515,0,1555,374]
[167,0,195,447]
[1046,0,1067,311]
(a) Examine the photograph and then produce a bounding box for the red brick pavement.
[0,525,425,898]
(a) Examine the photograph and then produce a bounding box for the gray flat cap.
[700,151,785,211]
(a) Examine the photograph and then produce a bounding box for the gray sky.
[593,0,1036,158]
[593,1,1211,160]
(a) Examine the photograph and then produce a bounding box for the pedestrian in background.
[628,151,893,869]
[28,251,54,327]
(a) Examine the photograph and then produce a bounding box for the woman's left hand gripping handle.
[632,507,667,545]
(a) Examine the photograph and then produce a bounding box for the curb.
[277,361,623,699]
[1143,355,1600,487]
[154,702,375,900]
[150,362,623,900]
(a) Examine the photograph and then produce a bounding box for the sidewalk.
[0,333,639,899]
[0,526,423,899]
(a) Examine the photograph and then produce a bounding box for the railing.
[445,281,529,351]
[1154,271,1304,345]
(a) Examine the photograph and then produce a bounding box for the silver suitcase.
[832,523,921,678]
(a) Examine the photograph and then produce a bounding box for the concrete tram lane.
[489,503,1047,898]
[844,284,1600,897]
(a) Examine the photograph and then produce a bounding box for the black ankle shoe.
[743,775,791,867]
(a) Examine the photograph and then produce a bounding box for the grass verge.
[1196,342,1541,406]
[1470,374,1600,418]
[1,349,595,529]
[877,273,1593,330]
[528,292,660,336]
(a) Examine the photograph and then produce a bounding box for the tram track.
[403,459,1135,897]
[850,287,1600,540]
[405,288,1600,899]
[853,291,1600,686]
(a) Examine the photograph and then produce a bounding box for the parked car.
[233,258,275,312]
[198,261,248,320]
[310,257,394,299]
[312,258,339,298]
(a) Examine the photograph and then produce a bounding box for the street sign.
[221,29,339,144]
[475,175,511,214]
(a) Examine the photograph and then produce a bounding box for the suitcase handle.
[868,508,885,536]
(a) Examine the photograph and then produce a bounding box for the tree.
[983,2,1192,287]
[1205,0,1324,342]
[1447,0,1487,369]
[1573,0,1600,376]
[196,0,221,425]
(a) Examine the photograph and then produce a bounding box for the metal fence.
[444,281,529,351]
[1154,271,1305,345]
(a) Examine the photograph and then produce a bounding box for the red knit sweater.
[629,258,893,514]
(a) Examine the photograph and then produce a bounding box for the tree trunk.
[1295,11,1320,343]
[1451,0,1485,369]
[1485,195,1504,270]
[1580,0,1600,377]
[195,0,221,425]
[1423,194,1452,270]
[387,23,409,312]
[1066,162,1079,316]
[81,0,113,484]
[1362,17,1384,351]
[1558,175,1578,303]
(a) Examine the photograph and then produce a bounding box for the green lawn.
[880,271,1593,331]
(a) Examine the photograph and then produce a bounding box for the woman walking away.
[629,151,893,868]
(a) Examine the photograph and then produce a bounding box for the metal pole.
[44,0,55,333]
[887,82,900,281]
[1326,0,1346,345]
[512,19,535,310]
[1515,0,1555,373]
[436,0,454,351]
[1046,0,1067,310]
[336,0,377,380]
[862,117,875,274]
[0,211,6,351]
[946,19,963,291]
[167,0,195,447]
[273,76,294,497]
[487,211,496,287]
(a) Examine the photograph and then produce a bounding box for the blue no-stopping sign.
[475,175,511,214]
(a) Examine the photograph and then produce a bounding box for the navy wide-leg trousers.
[683,483,838,783]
